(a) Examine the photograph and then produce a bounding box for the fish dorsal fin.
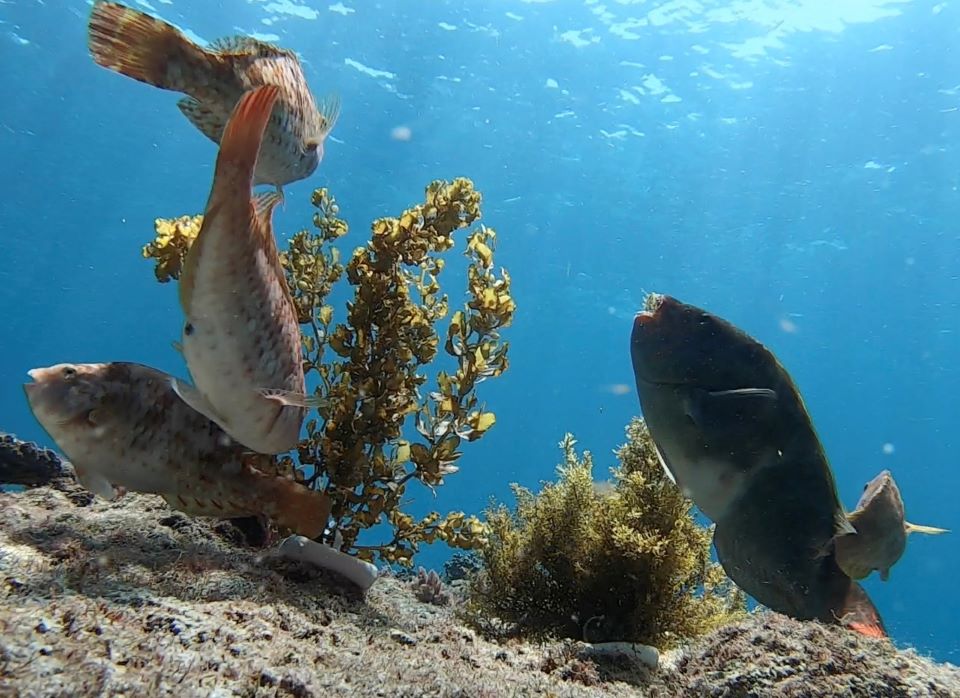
[315,93,341,139]
[209,35,291,58]
[904,521,949,536]
[177,97,226,144]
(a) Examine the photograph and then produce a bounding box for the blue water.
[2,0,958,663]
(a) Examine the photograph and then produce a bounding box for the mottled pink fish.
[87,1,339,192]
[23,362,331,538]
[835,469,948,581]
[174,85,323,455]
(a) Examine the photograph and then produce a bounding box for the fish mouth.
[23,369,42,398]
[630,293,678,386]
[633,293,667,326]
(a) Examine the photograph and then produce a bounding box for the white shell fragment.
[579,641,660,671]
[278,535,380,591]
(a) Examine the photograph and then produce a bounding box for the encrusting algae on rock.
[143,177,514,566]
[466,417,746,649]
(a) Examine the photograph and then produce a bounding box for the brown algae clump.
[143,178,514,566]
[468,417,746,648]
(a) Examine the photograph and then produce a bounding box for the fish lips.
[630,294,694,387]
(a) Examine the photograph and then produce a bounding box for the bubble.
[779,317,798,334]
[390,125,412,142]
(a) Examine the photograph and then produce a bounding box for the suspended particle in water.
[882,442,895,455]
[779,317,798,334]
[391,125,412,141]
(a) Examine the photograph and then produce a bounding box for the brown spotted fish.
[87,1,339,191]
[174,85,323,455]
[23,362,331,538]
[835,469,948,581]
[630,293,886,639]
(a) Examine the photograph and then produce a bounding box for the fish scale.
[23,362,330,538]
[87,1,339,190]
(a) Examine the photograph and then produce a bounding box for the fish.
[87,1,339,191]
[630,293,886,639]
[173,85,325,455]
[172,85,324,454]
[835,469,949,581]
[23,362,331,538]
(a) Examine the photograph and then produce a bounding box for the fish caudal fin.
[213,85,280,182]
[836,581,888,640]
[87,2,212,93]
[261,476,332,539]
[904,521,949,536]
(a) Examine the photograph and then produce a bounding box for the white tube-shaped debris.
[580,641,660,670]
[278,535,380,591]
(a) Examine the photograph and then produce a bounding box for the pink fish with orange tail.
[23,362,331,538]
[87,1,339,192]
[173,85,324,455]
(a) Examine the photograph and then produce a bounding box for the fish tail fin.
[904,521,949,536]
[212,85,280,188]
[260,475,332,540]
[87,2,213,93]
[836,581,888,640]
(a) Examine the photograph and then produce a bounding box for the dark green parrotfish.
[629,293,886,639]
[835,469,948,581]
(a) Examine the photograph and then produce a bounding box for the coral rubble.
[0,433,71,488]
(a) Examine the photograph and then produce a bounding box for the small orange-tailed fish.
[23,362,330,538]
[174,85,324,455]
[87,1,339,192]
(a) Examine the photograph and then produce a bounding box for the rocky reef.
[1,473,958,697]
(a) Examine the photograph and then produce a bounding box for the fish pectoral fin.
[171,377,227,424]
[259,388,328,409]
[316,92,342,137]
[253,191,284,221]
[686,387,778,429]
[707,388,779,400]
[177,97,226,144]
[75,467,120,501]
[904,521,949,536]
[171,340,184,355]
[879,568,890,582]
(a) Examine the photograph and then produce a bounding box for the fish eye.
[184,322,194,336]
[62,366,77,379]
